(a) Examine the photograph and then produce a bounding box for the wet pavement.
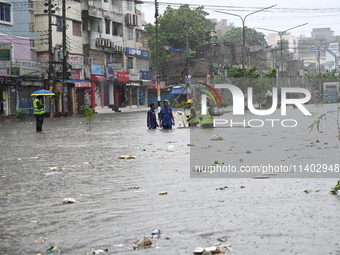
[0,105,340,255]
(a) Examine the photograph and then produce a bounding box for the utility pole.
[47,0,52,87]
[62,0,67,113]
[155,0,160,110]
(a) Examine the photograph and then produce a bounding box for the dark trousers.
[35,114,44,131]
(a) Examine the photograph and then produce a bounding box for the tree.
[144,5,215,64]
[214,27,267,46]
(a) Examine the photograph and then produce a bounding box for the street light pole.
[255,23,308,71]
[215,5,276,69]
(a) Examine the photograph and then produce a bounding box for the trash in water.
[174,168,179,171]
[187,143,195,146]
[240,186,245,189]
[217,237,227,242]
[63,198,78,204]
[214,160,224,165]
[151,229,161,238]
[89,248,108,254]
[114,244,124,248]
[210,134,224,140]
[166,145,175,151]
[46,246,58,253]
[132,238,152,250]
[46,183,57,186]
[246,151,251,154]
[48,167,59,171]
[239,159,244,163]
[193,247,205,254]
[7,194,15,196]
[31,221,39,223]
[158,191,167,195]
[118,155,137,159]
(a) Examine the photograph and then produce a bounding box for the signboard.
[129,72,140,81]
[125,47,151,58]
[71,70,81,80]
[112,63,123,70]
[68,54,83,69]
[17,60,41,76]
[91,64,104,75]
[0,61,10,69]
[140,71,150,80]
[107,62,114,81]
[117,71,129,82]
[147,81,166,89]
[74,82,91,88]
[0,43,11,61]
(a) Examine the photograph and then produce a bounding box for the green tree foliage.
[305,69,340,90]
[215,27,267,46]
[144,5,215,64]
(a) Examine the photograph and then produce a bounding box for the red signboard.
[117,71,129,82]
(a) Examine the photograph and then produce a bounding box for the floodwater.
[0,106,340,255]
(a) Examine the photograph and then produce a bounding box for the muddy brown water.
[0,106,340,255]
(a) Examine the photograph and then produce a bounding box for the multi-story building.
[0,0,39,116]
[81,0,150,110]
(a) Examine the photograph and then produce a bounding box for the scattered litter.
[133,238,152,250]
[118,155,137,159]
[7,194,15,196]
[46,183,58,186]
[228,149,232,151]
[151,229,161,238]
[246,151,251,154]
[43,172,62,176]
[48,167,59,171]
[89,248,108,254]
[114,244,124,248]
[174,169,179,171]
[217,238,227,242]
[31,221,39,223]
[240,186,245,189]
[214,161,224,165]
[218,200,224,202]
[166,145,175,152]
[62,198,78,204]
[158,191,167,195]
[83,162,90,165]
[46,246,58,253]
[239,159,244,163]
[193,247,205,254]
[187,143,195,146]
[210,134,224,140]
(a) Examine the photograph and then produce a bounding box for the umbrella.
[31,89,55,96]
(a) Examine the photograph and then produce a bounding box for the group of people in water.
[147,99,222,129]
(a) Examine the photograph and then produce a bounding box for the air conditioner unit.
[96,38,105,46]
[105,39,111,47]
[133,15,138,26]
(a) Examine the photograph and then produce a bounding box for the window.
[105,19,110,34]
[126,0,132,11]
[56,16,62,32]
[91,19,102,33]
[0,2,11,23]
[127,57,133,69]
[127,27,133,40]
[73,21,81,36]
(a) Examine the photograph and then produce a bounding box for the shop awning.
[67,80,91,87]
[171,87,188,94]
[141,79,153,86]
[91,76,108,82]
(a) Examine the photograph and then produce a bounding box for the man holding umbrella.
[33,95,45,132]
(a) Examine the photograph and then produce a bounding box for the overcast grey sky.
[141,0,340,37]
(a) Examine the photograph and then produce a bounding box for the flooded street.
[1,106,340,255]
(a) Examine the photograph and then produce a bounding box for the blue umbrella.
[31,89,55,96]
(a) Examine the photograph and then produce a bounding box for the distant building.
[266,33,298,58]
[210,19,233,35]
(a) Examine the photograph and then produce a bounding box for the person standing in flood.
[33,95,44,132]
[147,103,159,129]
[159,100,175,129]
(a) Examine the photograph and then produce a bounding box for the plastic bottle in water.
[151,229,161,238]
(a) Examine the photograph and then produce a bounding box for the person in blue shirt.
[147,103,159,129]
[159,100,175,129]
